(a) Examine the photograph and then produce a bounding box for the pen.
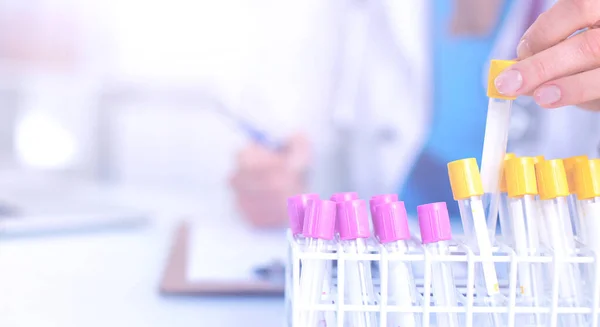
[535,159,586,327]
[373,201,418,327]
[337,199,377,327]
[418,202,460,327]
[299,199,336,327]
[448,158,504,327]
[505,157,545,326]
[481,60,516,241]
[212,102,283,151]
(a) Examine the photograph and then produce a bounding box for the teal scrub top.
[400,0,514,221]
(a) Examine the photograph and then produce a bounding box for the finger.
[495,28,600,96]
[518,0,600,59]
[533,67,600,108]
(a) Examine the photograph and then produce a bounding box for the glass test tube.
[418,202,460,327]
[299,199,337,327]
[505,157,545,326]
[448,158,505,327]
[573,158,600,242]
[287,193,321,326]
[573,158,600,288]
[498,153,516,246]
[338,199,377,327]
[481,60,516,241]
[373,201,419,327]
[564,155,589,244]
[535,160,586,327]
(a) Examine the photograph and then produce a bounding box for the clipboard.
[160,221,285,296]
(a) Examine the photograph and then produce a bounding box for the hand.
[493,0,600,110]
[230,133,311,228]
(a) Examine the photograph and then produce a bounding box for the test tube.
[498,153,516,246]
[448,158,504,326]
[505,157,545,325]
[417,202,460,327]
[532,156,551,249]
[337,199,377,327]
[286,193,321,326]
[535,159,585,326]
[481,60,516,241]
[564,155,589,244]
[372,201,419,327]
[288,193,322,244]
[299,199,337,327]
[573,158,600,288]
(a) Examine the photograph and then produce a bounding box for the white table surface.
[0,180,284,327]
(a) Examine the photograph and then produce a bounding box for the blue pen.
[211,102,283,151]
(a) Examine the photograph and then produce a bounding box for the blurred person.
[231,0,600,228]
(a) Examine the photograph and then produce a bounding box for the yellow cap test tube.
[504,157,544,315]
[534,159,584,323]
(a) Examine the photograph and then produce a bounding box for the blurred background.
[1,0,599,326]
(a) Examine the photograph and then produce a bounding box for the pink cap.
[330,192,359,232]
[369,194,399,219]
[287,193,320,235]
[302,199,336,240]
[337,199,370,240]
[417,202,452,244]
[372,201,410,243]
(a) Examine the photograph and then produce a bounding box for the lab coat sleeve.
[347,0,432,195]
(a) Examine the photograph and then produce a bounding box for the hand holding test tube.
[481,60,516,240]
[418,202,460,327]
[372,200,419,327]
[300,199,336,327]
[337,199,377,327]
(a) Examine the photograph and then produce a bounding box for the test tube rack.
[285,231,600,327]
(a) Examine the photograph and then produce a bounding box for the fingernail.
[535,85,562,105]
[516,38,533,59]
[494,69,523,95]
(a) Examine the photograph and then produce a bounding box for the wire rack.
[284,231,600,327]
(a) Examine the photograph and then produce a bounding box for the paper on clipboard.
[186,224,287,282]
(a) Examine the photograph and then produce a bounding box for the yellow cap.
[564,155,588,193]
[505,157,538,198]
[535,159,569,200]
[573,158,600,200]
[499,153,517,192]
[448,158,484,200]
[487,60,518,100]
[532,155,545,165]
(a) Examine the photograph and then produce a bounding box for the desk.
[0,183,284,327]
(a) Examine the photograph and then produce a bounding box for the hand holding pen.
[230,132,311,228]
